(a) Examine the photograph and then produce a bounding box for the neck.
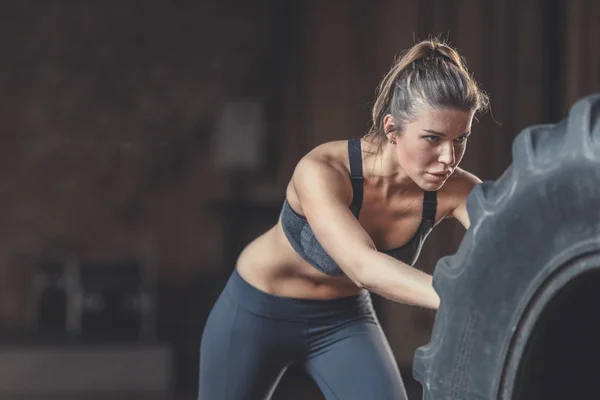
[361,138,416,190]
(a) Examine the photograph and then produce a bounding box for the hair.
[365,38,489,147]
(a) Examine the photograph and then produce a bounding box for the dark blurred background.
[0,1,598,399]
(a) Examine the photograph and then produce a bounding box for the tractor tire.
[413,93,600,400]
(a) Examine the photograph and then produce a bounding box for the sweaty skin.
[236,108,481,309]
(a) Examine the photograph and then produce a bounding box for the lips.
[427,171,451,181]
[429,172,451,178]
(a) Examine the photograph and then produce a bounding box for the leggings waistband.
[225,268,373,321]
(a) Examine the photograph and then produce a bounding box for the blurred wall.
[0,0,287,326]
[0,0,598,386]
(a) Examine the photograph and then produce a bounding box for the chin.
[421,183,445,191]
[416,177,447,191]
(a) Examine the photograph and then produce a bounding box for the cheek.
[398,143,435,170]
[455,144,467,162]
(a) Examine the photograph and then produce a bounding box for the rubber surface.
[413,93,600,400]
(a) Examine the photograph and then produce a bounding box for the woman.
[198,39,489,399]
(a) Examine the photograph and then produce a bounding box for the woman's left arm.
[449,171,482,229]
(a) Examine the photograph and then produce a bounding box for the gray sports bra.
[280,138,437,277]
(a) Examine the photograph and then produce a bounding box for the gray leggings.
[198,268,408,400]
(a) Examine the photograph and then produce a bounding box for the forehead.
[409,108,473,133]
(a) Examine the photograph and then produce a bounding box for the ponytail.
[366,39,489,147]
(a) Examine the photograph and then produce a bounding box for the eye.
[424,135,441,143]
[455,135,469,143]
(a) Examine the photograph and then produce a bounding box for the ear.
[383,114,398,142]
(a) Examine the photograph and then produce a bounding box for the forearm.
[356,250,440,310]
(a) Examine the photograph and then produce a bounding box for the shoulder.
[294,141,349,180]
[446,168,482,197]
[441,167,482,224]
[290,141,354,204]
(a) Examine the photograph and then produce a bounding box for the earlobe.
[385,130,396,144]
[386,130,397,144]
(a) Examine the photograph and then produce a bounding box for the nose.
[438,142,455,166]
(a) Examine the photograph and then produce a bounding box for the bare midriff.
[235,222,364,300]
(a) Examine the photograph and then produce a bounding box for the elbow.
[345,254,374,289]
[349,272,367,289]
[337,247,379,289]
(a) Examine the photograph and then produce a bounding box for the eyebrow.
[422,129,471,136]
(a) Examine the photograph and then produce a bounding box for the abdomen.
[235,223,363,300]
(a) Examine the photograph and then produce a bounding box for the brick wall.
[0,0,285,324]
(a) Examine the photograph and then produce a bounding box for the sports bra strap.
[347,139,364,217]
[348,139,437,224]
[422,190,437,224]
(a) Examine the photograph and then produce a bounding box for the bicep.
[292,158,376,282]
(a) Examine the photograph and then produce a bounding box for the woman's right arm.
[292,157,440,310]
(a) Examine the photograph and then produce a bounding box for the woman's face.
[387,108,474,191]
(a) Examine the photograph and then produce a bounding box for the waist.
[226,267,373,321]
[236,224,363,299]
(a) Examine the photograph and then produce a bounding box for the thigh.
[198,291,302,400]
[303,318,407,400]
